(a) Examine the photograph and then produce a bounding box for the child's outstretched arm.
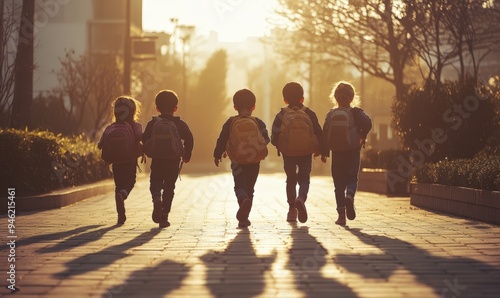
[178,121,194,163]
[256,118,270,144]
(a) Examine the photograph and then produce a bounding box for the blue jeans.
[331,150,360,208]
[283,155,312,208]
[231,162,260,204]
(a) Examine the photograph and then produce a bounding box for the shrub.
[0,129,111,197]
[414,154,500,191]
[392,77,498,162]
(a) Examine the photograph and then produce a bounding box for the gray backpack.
[144,117,185,159]
[325,107,361,152]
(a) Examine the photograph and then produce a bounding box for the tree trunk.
[10,0,34,129]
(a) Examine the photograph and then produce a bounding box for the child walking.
[98,96,143,225]
[214,88,269,228]
[271,82,322,223]
[321,82,372,225]
[143,90,194,228]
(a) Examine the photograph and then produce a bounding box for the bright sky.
[142,0,278,42]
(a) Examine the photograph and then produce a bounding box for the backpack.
[278,106,319,156]
[226,116,268,164]
[325,107,361,152]
[144,117,185,159]
[100,122,137,164]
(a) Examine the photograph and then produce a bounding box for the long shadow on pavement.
[0,225,102,251]
[102,259,189,298]
[54,228,162,279]
[336,228,500,297]
[201,229,276,298]
[287,225,357,298]
[37,225,119,253]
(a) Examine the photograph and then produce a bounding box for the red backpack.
[100,122,137,164]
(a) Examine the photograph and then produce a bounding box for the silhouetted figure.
[102,259,189,298]
[214,89,270,228]
[321,82,372,225]
[337,228,500,297]
[98,96,143,225]
[201,230,276,297]
[287,226,357,297]
[0,225,101,252]
[38,225,118,254]
[143,90,194,228]
[55,229,161,279]
[271,82,323,224]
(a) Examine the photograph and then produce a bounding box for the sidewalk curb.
[1,179,114,214]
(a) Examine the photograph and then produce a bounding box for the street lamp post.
[123,0,131,94]
[178,24,194,115]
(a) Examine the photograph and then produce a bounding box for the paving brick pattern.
[1,174,499,297]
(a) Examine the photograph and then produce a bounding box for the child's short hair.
[331,81,358,107]
[282,81,304,105]
[233,88,256,110]
[113,96,141,122]
[155,90,179,113]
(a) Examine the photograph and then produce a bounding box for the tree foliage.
[392,76,498,162]
[46,50,122,138]
[274,0,500,100]
[188,49,228,163]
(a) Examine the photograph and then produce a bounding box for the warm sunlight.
[142,0,278,42]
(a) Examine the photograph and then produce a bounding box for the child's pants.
[283,155,312,208]
[231,162,260,205]
[150,158,180,214]
[112,161,137,197]
[331,150,361,208]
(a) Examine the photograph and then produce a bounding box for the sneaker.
[115,191,127,225]
[238,219,251,228]
[159,213,170,228]
[152,198,162,223]
[287,208,297,222]
[159,219,170,228]
[335,208,346,226]
[345,193,356,220]
[295,197,308,223]
[236,198,252,222]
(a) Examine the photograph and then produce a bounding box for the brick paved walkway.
[1,174,500,297]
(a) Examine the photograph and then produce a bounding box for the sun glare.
[142,0,278,42]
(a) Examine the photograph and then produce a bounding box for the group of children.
[99,81,371,228]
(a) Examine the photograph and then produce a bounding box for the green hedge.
[414,154,500,191]
[0,129,111,197]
